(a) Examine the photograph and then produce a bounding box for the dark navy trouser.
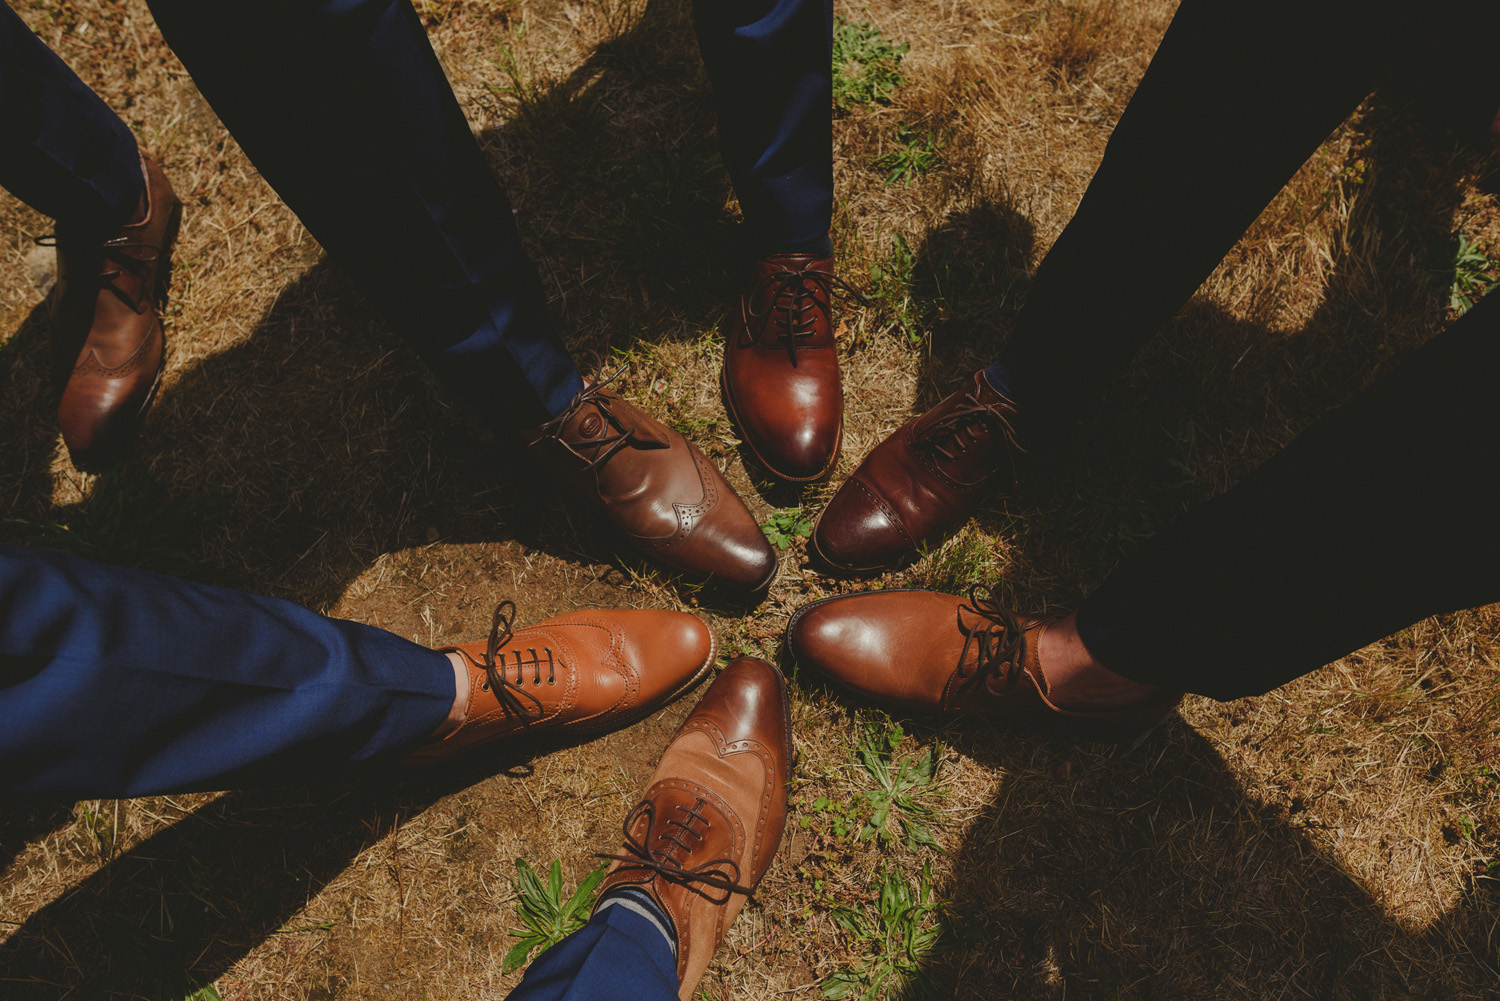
[0,545,452,798]
[504,902,679,1000]
[138,0,833,429]
[988,0,1500,698]
[0,2,142,231]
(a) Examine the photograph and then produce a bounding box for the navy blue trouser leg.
[145,0,584,428]
[694,0,833,252]
[504,903,678,1001]
[0,2,141,230]
[0,545,453,798]
[1077,290,1500,700]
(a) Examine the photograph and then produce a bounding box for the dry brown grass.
[2,1,1498,998]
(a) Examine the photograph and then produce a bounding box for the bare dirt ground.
[1,1,1497,998]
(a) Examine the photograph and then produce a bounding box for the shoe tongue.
[566,392,669,450]
[642,782,738,869]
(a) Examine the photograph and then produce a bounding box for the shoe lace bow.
[953,586,1028,697]
[595,798,752,905]
[747,266,869,365]
[462,600,548,724]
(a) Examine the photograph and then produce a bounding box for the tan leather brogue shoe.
[594,657,791,999]
[721,253,856,483]
[811,369,1023,574]
[49,153,181,471]
[787,587,1180,744]
[406,601,716,764]
[524,373,779,592]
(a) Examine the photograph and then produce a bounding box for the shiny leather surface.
[51,153,180,471]
[786,588,1181,743]
[526,384,778,590]
[721,253,842,482]
[812,368,1021,573]
[408,607,714,764]
[595,657,790,999]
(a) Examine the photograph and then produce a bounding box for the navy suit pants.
[0,2,141,231]
[141,0,832,428]
[0,545,452,798]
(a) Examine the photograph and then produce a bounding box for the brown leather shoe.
[721,253,850,483]
[405,601,716,764]
[594,656,791,999]
[524,374,779,591]
[786,587,1180,744]
[811,368,1022,574]
[49,153,181,471]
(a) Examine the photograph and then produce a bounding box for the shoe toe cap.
[613,610,715,703]
[688,656,790,758]
[811,478,914,573]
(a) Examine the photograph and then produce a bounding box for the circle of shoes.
[595,798,753,904]
[462,600,555,724]
[35,230,164,314]
[953,586,1030,697]
[747,267,868,364]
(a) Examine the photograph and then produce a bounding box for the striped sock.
[593,886,677,959]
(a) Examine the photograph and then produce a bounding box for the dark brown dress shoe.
[49,153,181,471]
[721,253,851,483]
[786,587,1181,744]
[594,656,791,999]
[811,368,1022,574]
[406,601,716,764]
[525,374,779,591]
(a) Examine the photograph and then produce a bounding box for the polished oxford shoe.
[525,373,778,591]
[786,587,1181,744]
[48,153,181,471]
[811,368,1022,574]
[594,656,791,999]
[721,253,852,483]
[406,601,716,764]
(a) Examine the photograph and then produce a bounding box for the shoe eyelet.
[481,682,490,691]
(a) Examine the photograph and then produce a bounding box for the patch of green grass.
[503,859,607,973]
[852,722,944,851]
[910,528,1005,595]
[875,124,947,187]
[833,18,909,111]
[823,863,958,1000]
[1450,232,1496,313]
[867,233,929,348]
[16,471,232,582]
[762,508,813,549]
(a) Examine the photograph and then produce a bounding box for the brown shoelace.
[35,233,162,312]
[952,586,1028,697]
[747,266,869,365]
[537,365,666,471]
[917,385,1025,463]
[596,798,753,905]
[456,600,548,724]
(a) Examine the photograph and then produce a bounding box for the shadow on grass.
[901,719,1499,998]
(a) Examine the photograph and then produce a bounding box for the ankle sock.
[593,886,677,959]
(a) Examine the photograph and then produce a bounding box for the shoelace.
[536,364,665,471]
[34,233,161,312]
[916,387,1025,463]
[746,266,869,365]
[455,600,548,724]
[952,586,1028,697]
[595,798,752,905]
